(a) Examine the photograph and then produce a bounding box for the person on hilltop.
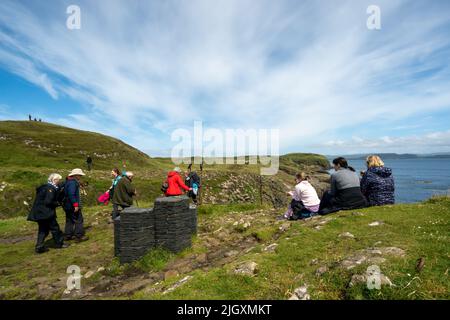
[28,173,70,254]
[319,157,368,215]
[111,171,136,219]
[284,172,321,220]
[63,168,89,242]
[163,167,192,197]
[86,155,93,171]
[360,155,395,206]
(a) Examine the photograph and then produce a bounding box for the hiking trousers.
[36,216,64,251]
[64,208,85,239]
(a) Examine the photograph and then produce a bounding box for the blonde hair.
[48,173,62,183]
[295,172,310,181]
[366,155,384,168]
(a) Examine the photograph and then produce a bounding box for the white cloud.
[0,0,449,155]
[315,130,450,154]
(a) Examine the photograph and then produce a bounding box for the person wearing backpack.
[112,171,137,219]
[164,167,192,197]
[63,169,89,242]
[28,173,69,253]
[184,170,201,204]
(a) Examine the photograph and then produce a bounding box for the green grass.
[137,197,450,300]
[0,198,449,299]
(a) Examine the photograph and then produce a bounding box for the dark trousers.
[188,190,199,204]
[36,217,64,251]
[290,199,317,220]
[64,208,85,238]
[112,204,129,219]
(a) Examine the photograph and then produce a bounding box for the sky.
[1,0,450,156]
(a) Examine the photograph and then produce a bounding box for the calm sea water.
[329,158,450,203]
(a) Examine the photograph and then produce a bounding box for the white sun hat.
[68,168,86,177]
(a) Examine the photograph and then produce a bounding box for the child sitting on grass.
[284,172,321,220]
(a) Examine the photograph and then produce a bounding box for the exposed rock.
[234,261,258,276]
[349,274,366,287]
[315,266,328,277]
[97,267,105,273]
[367,257,387,265]
[340,246,406,269]
[378,247,406,257]
[352,212,365,216]
[263,243,278,253]
[279,222,291,232]
[339,232,355,239]
[349,273,394,288]
[368,221,384,227]
[340,254,367,270]
[289,285,310,300]
[364,248,383,256]
[163,276,193,294]
[84,271,95,279]
[310,259,319,266]
[224,250,239,257]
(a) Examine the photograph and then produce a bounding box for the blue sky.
[1,0,450,156]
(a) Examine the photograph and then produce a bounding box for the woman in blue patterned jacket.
[360,155,395,206]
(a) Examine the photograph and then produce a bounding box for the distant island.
[326,153,450,160]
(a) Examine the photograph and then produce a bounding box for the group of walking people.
[28,164,200,254]
[28,168,89,253]
[284,155,395,220]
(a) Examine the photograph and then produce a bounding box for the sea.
[328,158,450,203]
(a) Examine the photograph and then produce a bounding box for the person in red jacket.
[165,167,192,196]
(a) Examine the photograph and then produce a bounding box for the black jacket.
[28,184,60,221]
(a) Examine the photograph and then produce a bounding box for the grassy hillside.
[0,121,330,219]
[0,121,154,169]
[0,196,448,299]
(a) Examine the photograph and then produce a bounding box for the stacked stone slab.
[114,196,198,264]
[153,196,194,253]
[117,208,155,264]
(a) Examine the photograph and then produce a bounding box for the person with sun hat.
[63,168,89,243]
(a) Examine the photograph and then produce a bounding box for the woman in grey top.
[319,157,368,215]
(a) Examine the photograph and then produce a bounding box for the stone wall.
[114,196,197,264]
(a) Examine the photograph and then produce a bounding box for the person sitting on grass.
[360,155,395,206]
[164,167,192,197]
[319,157,368,215]
[28,173,70,254]
[284,172,321,220]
